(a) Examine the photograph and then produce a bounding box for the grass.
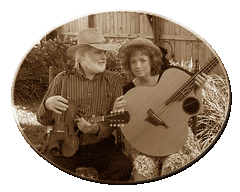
[14,100,47,149]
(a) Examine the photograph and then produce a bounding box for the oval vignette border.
[11,9,231,183]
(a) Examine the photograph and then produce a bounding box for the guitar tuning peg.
[110,124,112,127]
[114,124,116,127]
[121,124,124,127]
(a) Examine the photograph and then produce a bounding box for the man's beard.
[84,55,106,74]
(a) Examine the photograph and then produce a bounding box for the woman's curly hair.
[120,45,163,77]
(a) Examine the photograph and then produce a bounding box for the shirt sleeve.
[37,72,62,126]
[96,74,124,140]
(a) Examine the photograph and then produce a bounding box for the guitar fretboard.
[165,56,219,105]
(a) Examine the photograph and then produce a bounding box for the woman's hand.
[194,73,209,98]
[195,73,208,88]
[113,95,127,112]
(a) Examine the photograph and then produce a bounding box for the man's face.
[81,47,107,76]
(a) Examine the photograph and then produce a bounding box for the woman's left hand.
[113,95,127,112]
[195,73,208,88]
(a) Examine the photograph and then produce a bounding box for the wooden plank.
[122,12,127,34]
[102,13,107,33]
[95,14,100,28]
[131,12,136,34]
[147,15,153,35]
[106,12,110,33]
[69,21,72,32]
[99,13,103,31]
[135,12,140,34]
[160,34,199,41]
[60,32,153,39]
[74,19,78,32]
[143,14,148,35]
[205,45,212,62]
[118,11,122,34]
[173,23,181,63]
[167,19,175,61]
[186,41,193,63]
[126,12,131,34]
[110,12,114,34]
[113,12,118,34]
[77,18,81,31]
[79,18,83,31]
[180,27,187,63]
[192,41,200,71]
[83,16,88,29]
[140,13,144,36]
[198,42,205,69]
[103,33,153,39]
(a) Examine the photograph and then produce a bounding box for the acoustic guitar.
[121,56,219,156]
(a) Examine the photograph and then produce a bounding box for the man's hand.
[77,117,100,135]
[45,96,69,114]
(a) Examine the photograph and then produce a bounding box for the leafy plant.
[14,36,78,104]
[14,36,131,104]
[197,73,230,151]
[161,72,230,175]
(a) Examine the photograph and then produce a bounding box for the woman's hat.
[119,38,162,57]
[66,28,119,58]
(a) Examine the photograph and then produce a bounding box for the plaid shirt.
[37,65,123,145]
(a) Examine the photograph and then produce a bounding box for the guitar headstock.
[106,110,130,127]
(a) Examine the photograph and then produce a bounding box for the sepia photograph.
[4,0,238,190]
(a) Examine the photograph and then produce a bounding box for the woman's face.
[130,51,151,78]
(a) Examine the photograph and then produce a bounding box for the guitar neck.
[192,56,218,80]
[165,56,219,105]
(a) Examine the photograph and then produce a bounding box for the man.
[37,28,132,182]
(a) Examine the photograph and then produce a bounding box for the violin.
[47,66,79,157]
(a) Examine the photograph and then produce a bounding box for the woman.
[113,38,208,181]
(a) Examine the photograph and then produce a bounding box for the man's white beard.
[84,54,106,74]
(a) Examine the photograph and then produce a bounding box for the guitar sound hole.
[182,97,200,115]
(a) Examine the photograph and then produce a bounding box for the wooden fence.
[57,11,224,76]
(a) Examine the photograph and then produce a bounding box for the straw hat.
[119,38,162,57]
[66,28,119,58]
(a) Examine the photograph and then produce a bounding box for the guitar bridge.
[145,108,168,128]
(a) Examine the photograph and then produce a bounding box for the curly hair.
[120,45,163,76]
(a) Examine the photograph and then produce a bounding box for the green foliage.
[14,37,132,104]
[197,73,230,151]
[14,36,78,103]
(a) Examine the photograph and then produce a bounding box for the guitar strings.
[153,56,218,120]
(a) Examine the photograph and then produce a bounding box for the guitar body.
[121,68,204,156]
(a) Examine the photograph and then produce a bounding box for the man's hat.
[66,28,119,58]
